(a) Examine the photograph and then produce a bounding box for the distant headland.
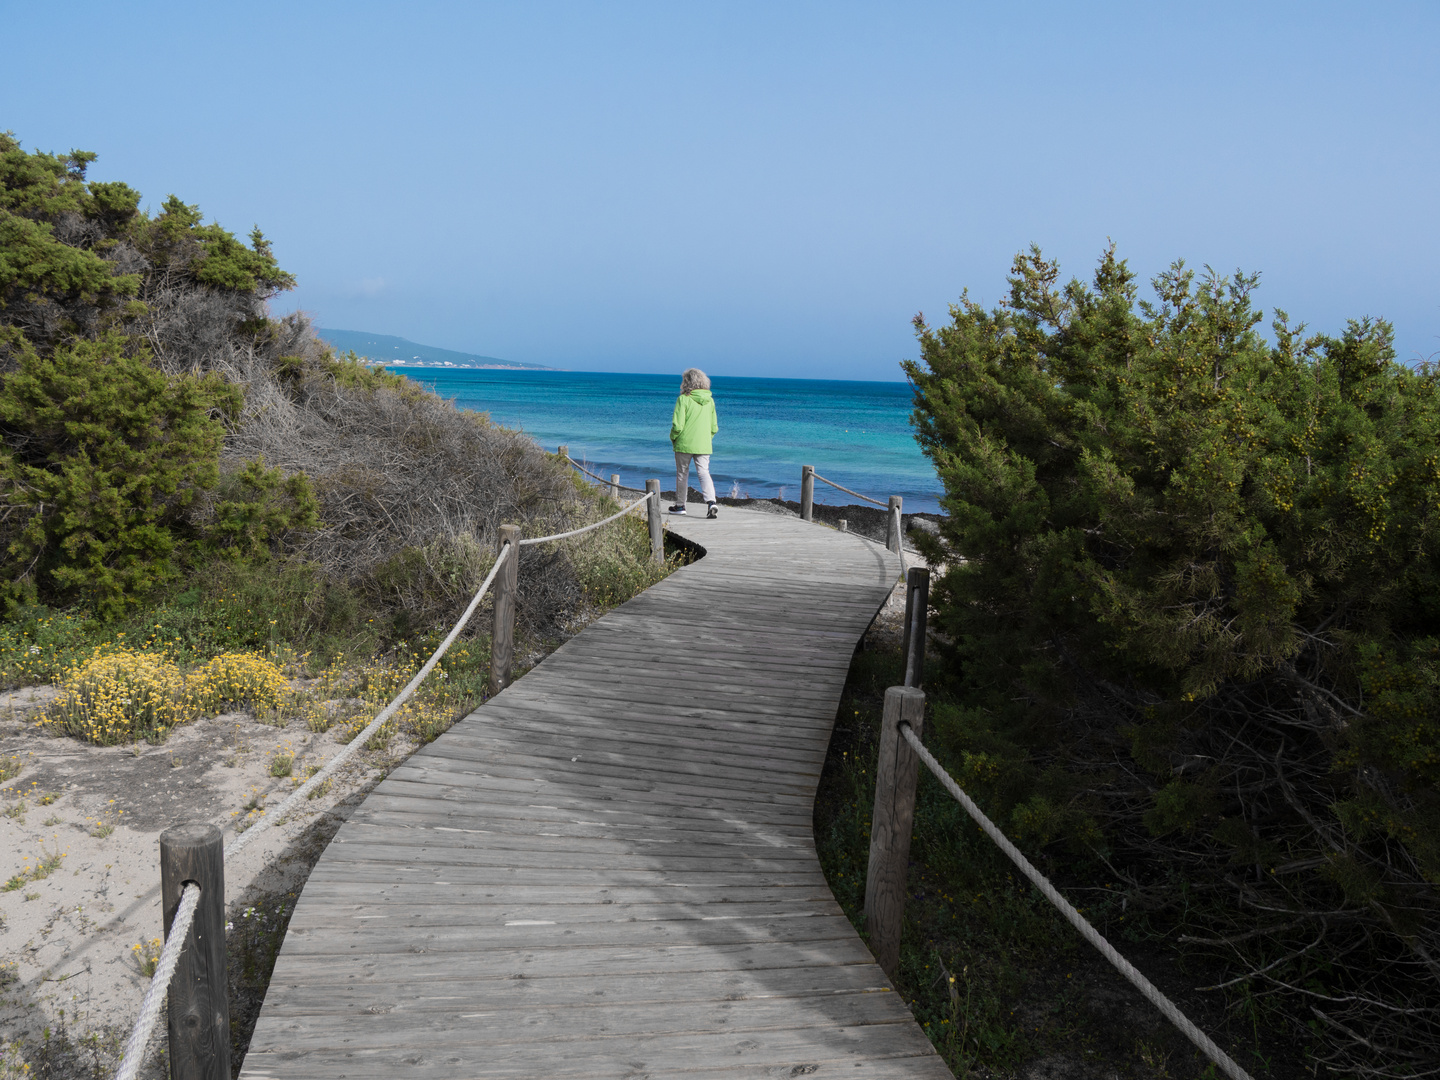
[315,328,555,370]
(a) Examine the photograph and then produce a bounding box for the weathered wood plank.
[275,911,861,954]
[260,961,893,1012]
[263,937,881,982]
[241,1022,942,1078]
[387,753,820,805]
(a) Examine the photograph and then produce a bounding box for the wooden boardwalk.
[241,503,950,1079]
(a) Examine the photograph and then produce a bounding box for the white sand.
[0,686,410,1076]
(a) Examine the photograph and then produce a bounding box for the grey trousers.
[674,452,715,503]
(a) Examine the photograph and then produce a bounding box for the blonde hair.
[680,368,710,393]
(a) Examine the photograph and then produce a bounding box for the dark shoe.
[668,504,687,514]
[706,503,719,519]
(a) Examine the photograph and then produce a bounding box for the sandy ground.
[0,683,413,1077]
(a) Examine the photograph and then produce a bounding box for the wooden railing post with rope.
[864,684,926,980]
[543,451,661,563]
[856,555,1254,1079]
[899,567,928,689]
[864,568,930,979]
[886,495,903,554]
[489,525,520,696]
[797,466,908,572]
[160,824,229,1080]
[646,479,663,563]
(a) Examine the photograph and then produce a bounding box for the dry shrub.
[141,300,623,638]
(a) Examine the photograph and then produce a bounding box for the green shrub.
[200,457,321,562]
[0,333,240,617]
[2,132,314,620]
[906,245,1440,1071]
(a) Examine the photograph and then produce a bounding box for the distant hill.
[315,328,554,370]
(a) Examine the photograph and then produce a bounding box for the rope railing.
[811,469,889,508]
[114,883,199,1080]
[564,455,650,495]
[795,465,909,583]
[896,719,1255,1080]
[228,544,513,858]
[518,490,654,546]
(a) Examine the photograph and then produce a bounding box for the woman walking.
[669,367,719,518]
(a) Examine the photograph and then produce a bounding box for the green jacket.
[670,389,718,455]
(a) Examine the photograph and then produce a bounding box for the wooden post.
[886,495,903,554]
[610,473,620,501]
[557,445,568,461]
[864,685,925,981]
[160,823,230,1080]
[899,567,930,689]
[645,479,663,564]
[800,465,815,522]
[489,525,519,696]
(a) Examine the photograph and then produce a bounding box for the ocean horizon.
[390,368,945,514]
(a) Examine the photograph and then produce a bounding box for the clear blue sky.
[6,2,1437,380]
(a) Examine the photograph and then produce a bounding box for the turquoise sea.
[396,369,945,514]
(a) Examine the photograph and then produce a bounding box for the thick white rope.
[518,490,654,546]
[226,542,512,860]
[893,505,907,581]
[840,523,910,583]
[897,722,1254,1080]
[811,470,889,507]
[114,883,200,1080]
[564,457,650,495]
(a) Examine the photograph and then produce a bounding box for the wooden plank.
[241,1023,942,1078]
[395,740,822,793]
[438,711,830,761]
[430,727,826,779]
[264,938,881,983]
[285,899,849,929]
[274,913,861,955]
[295,838,821,874]
[350,795,817,837]
[394,708,835,756]
[259,960,892,1009]
[387,753,820,804]
[249,995,920,1048]
[294,856,828,888]
[324,823,823,869]
[368,776,819,824]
